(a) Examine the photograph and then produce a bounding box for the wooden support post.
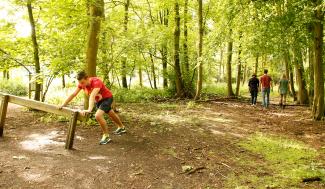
[0,95,9,137]
[65,111,79,150]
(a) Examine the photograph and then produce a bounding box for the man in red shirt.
[260,69,273,108]
[59,71,126,145]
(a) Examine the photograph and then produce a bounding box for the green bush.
[113,87,171,103]
[0,79,28,96]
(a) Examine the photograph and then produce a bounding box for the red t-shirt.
[78,77,113,102]
[260,75,272,89]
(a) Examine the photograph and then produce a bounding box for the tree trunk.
[139,66,143,87]
[312,3,324,120]
[2,70,9,79]
[255,55,259,74]
[308,46,315,104]
[219,48,224,81]
[285,51,297,100]
[161,47,168,88]
[149,53,157,89]
[226,40,235,97]
[62,75,66,88]
[242,64,247,86]
[289,66,297,101]
[194,0,203,100]
[160,9,169,88]
[27,0,41,101]
[86,0,104,77]
[183,0,189,73]
[121,0,130,88]
[235,38,242,96]
[174,2,185,97]
[294,48,309,105]
[85,0,104,108]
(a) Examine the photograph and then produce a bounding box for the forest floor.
[0,99,325,189]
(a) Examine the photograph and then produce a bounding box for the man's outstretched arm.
[59,88,81,109]
[81,88,100,115]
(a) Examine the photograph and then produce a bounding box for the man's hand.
[58,105,65,110]
[80,110,91,116]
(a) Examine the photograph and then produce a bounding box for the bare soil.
[0,101,324,189]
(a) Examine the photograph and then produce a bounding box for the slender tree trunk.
[161,47,168,88]
[27,0,41,101]
[285,51,297,100]
[219,48,224,81]
[242,64,247,86]
[121,0,130,88]
[183,0,189,73]
[139,66,143,87]
[3,70,9,79]
[289,66,297,101]
[85,0,104,108]
[160,9,169,88]
[149,53,157,89]
[62,75,66,88]
[308,46,315,104]
[294,48,309,105]
[235,37,242,96]
[194,0,203,100]
[174,1,185,97]
[226,40,235,97]
[312,2,324,120]
[255,55,259,74]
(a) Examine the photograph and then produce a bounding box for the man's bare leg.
[108,110,125,128]
[95,109,109,134]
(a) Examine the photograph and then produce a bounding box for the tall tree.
[312,0,324,120]
[235,34,242,96]
[183,0,189,73]
[121,0,130,88]
[85,0,104,108]
[27,0,41,101]
[159,9,169,88]
[173,1,185,97]
[86,0,104,77]
[195,0,203,99]
[226,34,235,97]
[293,47,309,105]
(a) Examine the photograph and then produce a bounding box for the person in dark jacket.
[248,74,260,106]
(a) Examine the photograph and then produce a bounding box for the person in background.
[278,74,290,109]
[260,69,273,108]
[248,74,260,106]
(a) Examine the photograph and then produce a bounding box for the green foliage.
[0,79,27,96]
[226,133,325,188]
[113,87,171,103]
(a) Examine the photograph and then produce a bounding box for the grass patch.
[0,79,28,96]
[226,133,325,188]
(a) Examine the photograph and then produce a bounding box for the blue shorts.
[96,98,113,113]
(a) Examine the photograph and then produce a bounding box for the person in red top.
[260,69,273,108]
[59,71,126,145]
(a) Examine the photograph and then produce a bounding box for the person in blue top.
[278,74,290,109]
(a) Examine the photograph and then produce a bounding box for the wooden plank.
[65,111,78,150]
[0,95,9,137]
[0,92,85,121]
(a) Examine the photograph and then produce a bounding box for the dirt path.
[0,102,324,189]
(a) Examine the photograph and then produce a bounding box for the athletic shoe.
[113,127,127,135]
[99,135,112,145]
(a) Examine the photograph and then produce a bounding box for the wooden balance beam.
[0,92,87,150]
